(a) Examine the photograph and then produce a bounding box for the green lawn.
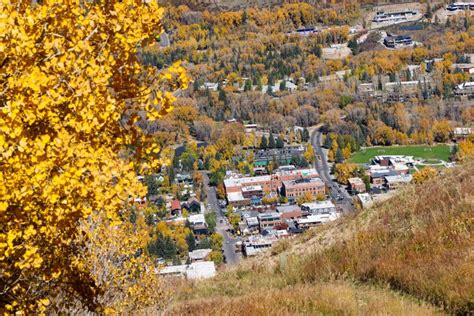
[348,145,452,164]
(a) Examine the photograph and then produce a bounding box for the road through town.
[310,128,354,213]
[201,172,241,265]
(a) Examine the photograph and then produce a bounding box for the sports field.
[348,145,452,164]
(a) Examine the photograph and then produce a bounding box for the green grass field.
[348,145,452,164]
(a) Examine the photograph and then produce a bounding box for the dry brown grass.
[168,161,473,315]
[171,282,442,316]
[300,162,474,314]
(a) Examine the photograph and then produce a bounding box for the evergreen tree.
[268,133,276,149]
[426,2,432,19]
[218,88,227,105]
[348,38,359,55]
[244,79,252,92]
[276,136,285,148]
[335,148,344,163]
[186,233,196,251]
[323,134,333,149]
[279,80,286,91]
[267,85,273,96]
[260,135,268,149]
[303,128,310,142]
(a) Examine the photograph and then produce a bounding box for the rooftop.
[348,177,364,185]
[385,174,413,183]
[189,249,212,261]
[242,185,263,192]
[227,191,246,202]
[188,214,206,225]
[276,204,302,213]
[297,212,339,224]
[283,177,324,187]
[224,175,271,188]
[301,200,336,210]
[257,212,281,220]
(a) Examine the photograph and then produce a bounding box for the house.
[188,214,208,235]
[183,197,201,213]
[383,35,413,48]
[453,127,473,140]
[447,2,474,11]
[385,174,413,190]
[244,216,260,233]
[454,82,474,97]
[201,82,219,91]
[300,201,336,215]
[348,177,367,194]
[188,249,212,262]
[170,199,182,216]
[281,177,326,204]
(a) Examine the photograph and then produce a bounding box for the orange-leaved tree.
[0,0,187,313]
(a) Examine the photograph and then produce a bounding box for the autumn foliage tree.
[0,1,187,313]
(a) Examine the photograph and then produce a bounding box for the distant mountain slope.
[169,160,474,315]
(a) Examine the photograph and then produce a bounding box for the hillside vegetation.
[170,160,474,315]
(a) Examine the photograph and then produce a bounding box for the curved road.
[310,128,354,212]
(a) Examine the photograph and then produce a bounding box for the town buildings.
[224,168,320,206]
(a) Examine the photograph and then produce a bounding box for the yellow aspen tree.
[0,0,187,313]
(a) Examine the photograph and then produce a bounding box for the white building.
[297,213,340,228]
[188,214,206,226]
[189,249,212,262]
[159,261,216,280]
[357,193,373,209]
[300,201,336,214]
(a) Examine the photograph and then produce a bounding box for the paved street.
[201,172,241,265]
[311,128,354,213]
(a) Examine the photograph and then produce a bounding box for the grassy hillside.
[169,160,474,315]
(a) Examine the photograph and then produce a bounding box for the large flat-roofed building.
[373,10,417,23]
[297,213,340,229]
[243,235,275,256]
[159,261,216,280]
[224,175,273,193]
[300,201,336,214]
[282,177,326,203]
[385,174,413,190]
